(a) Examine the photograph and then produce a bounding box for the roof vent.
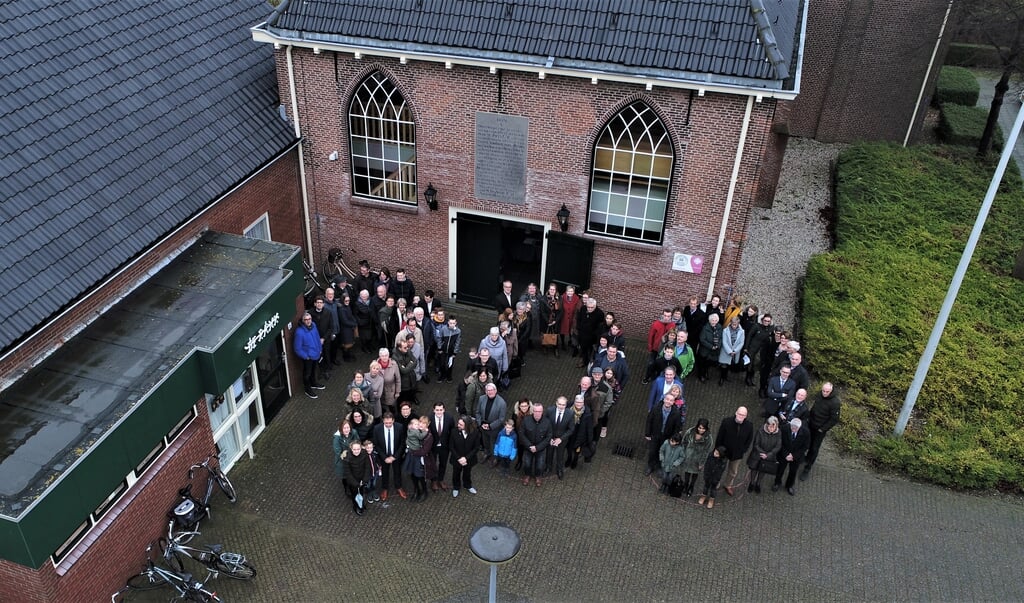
[505,3,514,18]
[608,12,619,28]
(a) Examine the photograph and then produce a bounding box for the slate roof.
[0,0,298,354]
[261,0,801,88]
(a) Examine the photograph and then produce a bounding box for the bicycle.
[169,453,236,539]
[303,257,326,308]
[159,520,256,580]
[321,247,357,283]
[123,543,222,601]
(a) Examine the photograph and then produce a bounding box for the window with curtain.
[587,101,674,244]
[348,72,416,204]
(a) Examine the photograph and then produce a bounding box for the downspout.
[706,95,754,301]
[286,44,315,262]
[904,0,955,147]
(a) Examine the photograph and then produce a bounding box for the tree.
[956,0,1024,155]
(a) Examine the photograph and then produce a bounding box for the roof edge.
[251,25,798,100]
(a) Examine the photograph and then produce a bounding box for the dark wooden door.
[544,231,594,292]
[455,213,503,306]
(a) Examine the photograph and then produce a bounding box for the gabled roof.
[258,0,802,92]
[0,0,298,355]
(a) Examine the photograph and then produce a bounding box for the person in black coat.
[644,393,683,476]
[565,394,594,469]
[764,365,797,418]
[494,280,514,317]
[802,382,842,480]
[714,406,754,495]
[519,401,553,487]
[545,396,576,480]
[449,416,482,497]
[428,401,455,492]
[774,417,810,495]
[341,440,373,516]
[371,414,407,501]
[574,297,605,367]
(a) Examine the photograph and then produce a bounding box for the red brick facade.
[787,0,953,143]
[280,49,783,335]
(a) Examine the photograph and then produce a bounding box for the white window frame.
[243,213,271,241]
[586,101,674,244]
[348,71,417,204]
[209,362,265,473]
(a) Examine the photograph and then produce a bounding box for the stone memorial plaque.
[475,112,528,205]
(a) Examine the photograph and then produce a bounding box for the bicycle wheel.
[126,569,168,590]
[158,538,189,573]
[214,471,237,503]
[213,554,256,580]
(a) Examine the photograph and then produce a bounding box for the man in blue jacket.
[293,312,324,399]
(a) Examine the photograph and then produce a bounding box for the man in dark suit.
[371,413,407,501]
[644,393,682,476]
[493,280,514,316]
[774,417,810,495]
[764,365,796,417]
[428,401,455,492]
[545,396,576,480]
[519,401,552,487]
[788,352,811,392]
[779,388,810,427]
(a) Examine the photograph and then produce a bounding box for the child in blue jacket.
[493,418,518,477]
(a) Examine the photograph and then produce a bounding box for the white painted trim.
[905,0,954,147]
[707,95,754,301]
[447,207,551,303]
[243,212,272,241]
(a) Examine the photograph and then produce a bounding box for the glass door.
[207,363,266,472]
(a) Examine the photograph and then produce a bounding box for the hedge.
[938,103,1003,150]
[934,65,980,107]
[804,143,1024,491]
[945,42,1004,69]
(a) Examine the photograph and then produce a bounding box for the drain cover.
[612,442,634,458]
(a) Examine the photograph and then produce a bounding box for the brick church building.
[252,0,808,333]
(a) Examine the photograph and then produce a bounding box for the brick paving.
[123,303,1024,602]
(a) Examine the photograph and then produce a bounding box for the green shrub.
[938,104,1003,150]
[804,143,1024,492]
[944,43,1003,69]
[934,66,980,106]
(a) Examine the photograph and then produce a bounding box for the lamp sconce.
[556,204,570,232]
[424,183,439,211]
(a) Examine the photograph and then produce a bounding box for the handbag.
[542,332,558,346]
[758,459,780,475]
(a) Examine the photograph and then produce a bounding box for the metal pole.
[895,97,1024,435]
[488,564,497,603]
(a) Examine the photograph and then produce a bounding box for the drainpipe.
[286,45,315,262]
[905,0,955,147]
[706,96,754,301]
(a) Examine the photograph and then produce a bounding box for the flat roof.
[0,231,299,518]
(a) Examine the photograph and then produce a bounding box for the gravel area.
[736,136,846,333]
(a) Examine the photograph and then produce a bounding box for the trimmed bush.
[934,65,980,106]
[938,103,1003,150]
[804,143,1024,491]
[945,42,1003,69]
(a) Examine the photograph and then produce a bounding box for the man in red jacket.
[643,308,675,384]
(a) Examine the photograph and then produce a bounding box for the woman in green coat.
[679,418,714,497]
[333,419,357,478]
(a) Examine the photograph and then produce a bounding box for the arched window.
[587,102,673,243]
[349,72,416,204]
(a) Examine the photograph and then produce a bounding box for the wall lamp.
[556,204,570,232]
[424,183,438,211]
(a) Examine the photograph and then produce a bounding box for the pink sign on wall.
[671,253,704,274]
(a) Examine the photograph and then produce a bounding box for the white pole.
[895,97,1024,435]
[904,0,954,147]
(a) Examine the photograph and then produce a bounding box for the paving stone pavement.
[120,304,1024,602]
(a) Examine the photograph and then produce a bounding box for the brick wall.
[788,0,953,143]
[0,404,214,603]
[1,151,305,392]
[281,49,778,336]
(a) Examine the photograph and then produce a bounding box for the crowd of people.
[297,266,841,516]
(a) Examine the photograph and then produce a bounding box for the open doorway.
[453,213,545,307]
